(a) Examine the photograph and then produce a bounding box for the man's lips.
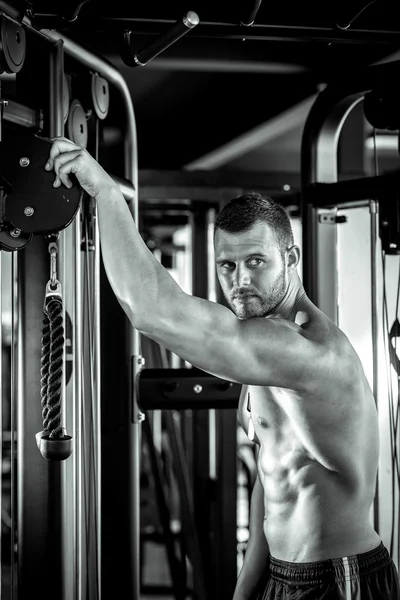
[232,294,257,301]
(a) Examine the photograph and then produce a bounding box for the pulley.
[67,98,88,148]
[0,131,82,251]
[0,18,26,74]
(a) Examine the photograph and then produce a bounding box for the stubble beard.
[227,267,287,320]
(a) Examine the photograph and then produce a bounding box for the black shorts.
[255,542,399,599]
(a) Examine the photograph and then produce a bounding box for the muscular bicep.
[137,289,327,391]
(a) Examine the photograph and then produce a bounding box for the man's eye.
[221,262,234,269]
[248,258,263,267]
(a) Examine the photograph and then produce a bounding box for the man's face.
[214,221,288,319]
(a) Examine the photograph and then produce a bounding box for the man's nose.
[235,266,251,287]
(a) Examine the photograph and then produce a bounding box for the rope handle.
[36,241,72,461]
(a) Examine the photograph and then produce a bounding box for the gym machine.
[301,58,400,542]
[0,5,138,599]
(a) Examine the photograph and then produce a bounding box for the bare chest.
[238,383,363,475]
[240,385,308,449]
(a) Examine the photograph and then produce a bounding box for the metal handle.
[121,11,200,67]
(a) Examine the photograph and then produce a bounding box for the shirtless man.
[45,138,399,599]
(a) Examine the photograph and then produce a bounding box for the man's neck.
[268,272,306,321]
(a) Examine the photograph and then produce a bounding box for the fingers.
[55,158,80,189]
[45,137,79,171]
[50,148,83,188]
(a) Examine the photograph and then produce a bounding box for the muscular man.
[45,138,399,599]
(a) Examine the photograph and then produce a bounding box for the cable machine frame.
[0,6,139,599]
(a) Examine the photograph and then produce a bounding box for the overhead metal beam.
[184,94,317,170]
[141,57,308,74]
[39,16,400,45]
[138,169,300,202]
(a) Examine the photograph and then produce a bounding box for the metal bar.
[93,120,102,600]
[49,41,64,137]
[240,0,263,26]
[17,236,63,599]
[164,410,208,600]
[369,200,380,531]
[142,416,187,600]
[139,169,300,190]
[139,369,240,410]
[11,252,17,600]
[305,173,400,207]
[122,11,200,67]
[191,204,211,581]
[0,235,2,594]
[59,215,77,600]
[110,174,135,202]
[38,16,400,45]
[74,210,83,600]
[215,409,238,599]
[0,2,24,20]
[143,57,307,73]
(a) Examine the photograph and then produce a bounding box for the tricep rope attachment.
[36,236,73,461]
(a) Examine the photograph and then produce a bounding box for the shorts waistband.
[269,542,392,585]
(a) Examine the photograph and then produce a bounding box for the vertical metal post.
[11,253,17,600]
[93,121,102,600]
[211,204,238,600]
[190,201,237,598]
[369,199,380,529]
[301,92,364,322]
[59,215,80,600]
[126,125,141,600]
[74,211,84,600]
[16,236,63,598]
[191,202,211,594]
[215,407,238,599]
[15,38,65,599]
[0,245,2,592]
[49,41,64,137]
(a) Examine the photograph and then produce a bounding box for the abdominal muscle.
[257,447,381,562]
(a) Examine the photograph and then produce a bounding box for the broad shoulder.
[294,301,364,385]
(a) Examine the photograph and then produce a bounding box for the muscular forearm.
[233,476,270,600]
[95,185,180,328]
[46,139,184,332]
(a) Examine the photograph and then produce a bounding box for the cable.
[381,253,396,556]
[84,205,100,599]
[373,125,400,561]
[336,0,378,30]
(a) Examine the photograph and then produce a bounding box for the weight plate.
[0,20,26,74]
[91,73,109,120]
[67,98,88,148]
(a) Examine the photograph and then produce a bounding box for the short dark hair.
[214,192,294,254]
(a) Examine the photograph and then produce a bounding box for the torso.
[238,298,381,561]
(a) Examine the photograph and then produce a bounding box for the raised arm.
[233,475,270,600]
[46,138,328,390]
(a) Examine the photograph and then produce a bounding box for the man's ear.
[286,245,300,271]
